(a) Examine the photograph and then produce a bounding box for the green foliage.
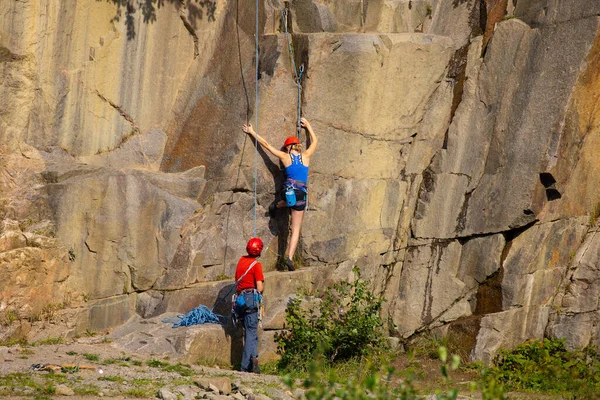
[84,328,97,337]
[147,359,169,368]
[426,5,433,18]
[36,336,64,345]
[162,362,194,376]
[0,336,29,346]
[3,309,18,325]
[283,356,415,400]
[275,268,387,371]
[60,365,80,374]
[83,353,100,361]
[124,387,154,398]
[98,375,125,383]
[437,347,460,400]
[73,383,100,395]
[489,339,600,396]
[477,368,507,400]
[102,355,133,366]
[146,359,194,376]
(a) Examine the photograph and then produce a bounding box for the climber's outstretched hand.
[242,123,256,136]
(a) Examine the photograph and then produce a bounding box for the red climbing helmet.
[246,237,263,256]
[283,136,300,148]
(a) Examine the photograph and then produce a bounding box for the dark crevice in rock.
[455,190,473,233]
[502,219,537,244]
[539,172,561,201]
[378,263,396,298]
[445,315,484,359]
[446,44,470,131]
[180,15,200,59]
[415,217,538,243]
[259,36,280,79]
[292,34,309,84]
[84,240,97,254]
[539,172,556,187]
[94,90,140,134]
[546,188,562,201]
[478,0,488,38]
[420,242,452,325]
[442,129,449,149]
[474,269,503,315]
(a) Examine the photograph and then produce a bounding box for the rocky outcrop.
[2,0,600,366]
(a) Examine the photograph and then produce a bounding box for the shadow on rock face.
[101,0,217,40]
[213,283,244,368]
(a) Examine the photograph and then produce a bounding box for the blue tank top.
[285,153,309,183]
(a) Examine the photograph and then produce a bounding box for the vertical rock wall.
[1,0,600,364]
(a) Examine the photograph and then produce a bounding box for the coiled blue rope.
[162,283,238,327]
[163,305,226,327]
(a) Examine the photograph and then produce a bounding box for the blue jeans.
[240,292,259,371]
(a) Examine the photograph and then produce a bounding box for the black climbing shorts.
[280,188,307,211]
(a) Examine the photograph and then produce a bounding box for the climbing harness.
[283,178,308,208]
[231,288,264,329]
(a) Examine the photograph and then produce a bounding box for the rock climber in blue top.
[242,118,318,271]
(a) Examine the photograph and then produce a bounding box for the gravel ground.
[0,339,295,399]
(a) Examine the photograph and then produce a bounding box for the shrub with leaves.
[283,356,416,400]
[490,338,600,396]
[275,268,387,370]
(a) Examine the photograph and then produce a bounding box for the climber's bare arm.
[301,118,318,159]
[256,280,264,293]
[242,123,288,162]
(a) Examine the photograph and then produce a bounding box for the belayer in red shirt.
[233,237,265,373]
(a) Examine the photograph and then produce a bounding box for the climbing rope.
[253,0,259,237]
[164,261,258,327]
[275,1,310,211]
[163,305,226,327]
[276,0,304,137]
[164,4,263,329]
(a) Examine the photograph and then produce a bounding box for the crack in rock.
[94,90,140,133]
[180,15,199,59]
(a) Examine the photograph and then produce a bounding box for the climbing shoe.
[286,258,295,272]
[251,356,260,374]
[268,202,277,218]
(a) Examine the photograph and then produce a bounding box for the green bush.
[489,338,600,396]
[284,347,468,399]
[283,356,415,400]
[275,268,387,370]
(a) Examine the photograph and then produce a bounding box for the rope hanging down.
[276,0,304,137]
[163,2,263,329]
[253,0,259,237]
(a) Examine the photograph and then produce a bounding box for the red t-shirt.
[235,256,264,292]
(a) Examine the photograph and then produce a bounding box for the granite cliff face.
[1,0,600,364]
